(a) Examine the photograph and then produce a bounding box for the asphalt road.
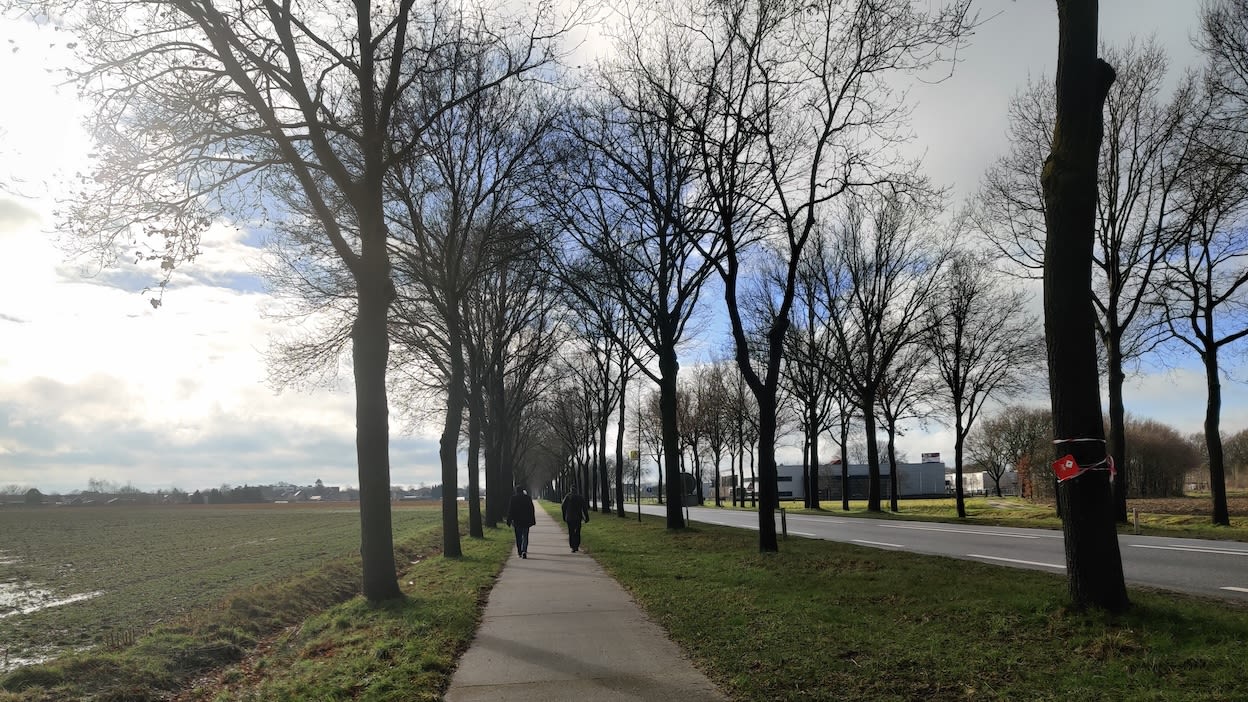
[633,503,1248,603]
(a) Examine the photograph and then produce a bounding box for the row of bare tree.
[15,0,1247,612]
[978,8,1248,528]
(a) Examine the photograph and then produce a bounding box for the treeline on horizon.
[0,482,468,504]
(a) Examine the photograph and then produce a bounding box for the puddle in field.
[0,576,104,673]
[0,582,103,619]
[0,646,70,674]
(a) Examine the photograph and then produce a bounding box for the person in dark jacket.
[560,486,590,553]
[505,485,536,558]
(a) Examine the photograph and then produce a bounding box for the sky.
[0,0,1238,494]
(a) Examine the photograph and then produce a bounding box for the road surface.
[632,503,1248,603]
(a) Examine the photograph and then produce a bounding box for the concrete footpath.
[443,505,728,702]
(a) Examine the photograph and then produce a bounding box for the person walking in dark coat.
[505,486,536,559]
[561,486,590,553]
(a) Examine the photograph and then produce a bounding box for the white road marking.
[1220,586,1248,594]
[790,531,816,537]
[1130,544,1248,556]
[969,554,1065,570]
[853,539,905,549]
[881,523,1044,539]
[789,516,849,524]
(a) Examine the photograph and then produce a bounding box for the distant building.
[744,461,948,501]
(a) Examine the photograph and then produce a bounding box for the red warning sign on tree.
[1053,454,1082,482]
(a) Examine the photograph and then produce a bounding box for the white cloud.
[0,197,444,493]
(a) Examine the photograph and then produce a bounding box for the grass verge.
[560,503,1248,701]
[0,514,511,702]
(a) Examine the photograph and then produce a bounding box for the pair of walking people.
[504,485,592,557]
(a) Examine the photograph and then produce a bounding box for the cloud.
[0,198,38,230]
[0,198,445,494]
[0,373,444,493]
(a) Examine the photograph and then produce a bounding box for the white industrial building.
[746,458,948,501]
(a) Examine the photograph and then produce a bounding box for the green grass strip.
[560,503,1248,702]
[1,514,511,702]
[182,532,511,701]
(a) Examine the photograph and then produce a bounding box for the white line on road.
[1221,586,1248,594]
[1130,544,1248,556]
[881,523,1043,539]
[788,516,849,525]
[969,554,1065,570]
[790,531,816,537]
[853,539,905,549]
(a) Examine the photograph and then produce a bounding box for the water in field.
[0,582,102,619]
[0,548,104,672]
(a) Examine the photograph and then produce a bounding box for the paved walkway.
[444,505,728,701]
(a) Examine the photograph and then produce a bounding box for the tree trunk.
[749,444,757,509]
[863,397,883,512]
[657,449,665,504]
[755,391,780,552]
[353,231,401,602]
[809,408,820,509]
[658,348,686,529]
[954,414,967,519]
[599,416,611,513]
[485,366,507,526]
[1204,347,1231,526]
[440,313,466,558]
[839,425,850,511]
[801,433,811,509]
[1042,0,1129,613]
[616,377,628,518]
[887,426,899,513]
[466,375,484,539]
[728,419,738,502]
[1107,338,1129,522]
[693,439,705,505]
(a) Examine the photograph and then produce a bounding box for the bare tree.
[1123,417,1199,497]
[782,236,840,509]
[828,384,860,511]
[638,389,667,502]
[537,370,596,496]
[876,343,937,512]
[725,362,760,508]
[13,0,581,600]
[977,39,1199,523]
[467,238,565,525]
[543,38,720,529]
[695,363,734,508]
[1154,122,1248,526]
[824,195,952,512]
[969,406,1053,498]
[667,0,972,549]
[1042,0,1128,612]
[561,302,632,514]
[1220,427,1248,489]
[387,51,561,549]
[1148,0,1248,526]
[1199,0,1248,150]
[966,420,1014,498]
[927,250,1044,517]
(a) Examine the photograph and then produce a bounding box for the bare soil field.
[1128,495,1248,516]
